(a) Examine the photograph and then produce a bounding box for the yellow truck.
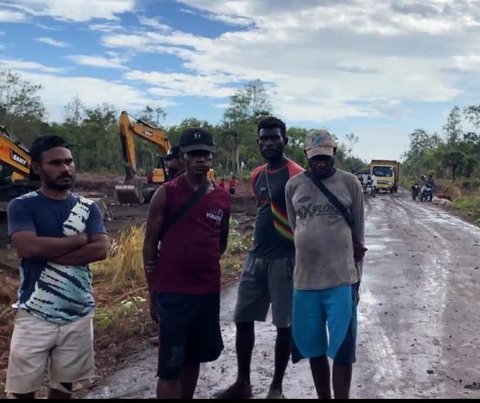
[369,160,400,193]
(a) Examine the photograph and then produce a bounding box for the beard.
[47,176,75,191]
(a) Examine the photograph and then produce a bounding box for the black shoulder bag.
[303,170,353,228]
[161,179,210,238]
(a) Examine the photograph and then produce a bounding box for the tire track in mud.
[356,191,480,398]
[360,192,452,398]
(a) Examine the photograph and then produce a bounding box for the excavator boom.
[115,111,171,205]
[0,127,37,212]
[0,127,31,179]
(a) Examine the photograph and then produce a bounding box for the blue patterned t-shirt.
[7,191,106,324]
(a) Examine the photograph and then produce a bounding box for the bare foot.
[266,388,286,399]
[211,382,253,399]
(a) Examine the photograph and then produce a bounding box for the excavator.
[0,126,37,212]
[115,111,172,205]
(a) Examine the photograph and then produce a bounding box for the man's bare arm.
[143,186,166,288]
[11,231,89,259]
[50,234,109,265]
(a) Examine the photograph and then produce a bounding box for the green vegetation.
[0,69,366,177]
[401,104,480,222]
[453,193,480,225]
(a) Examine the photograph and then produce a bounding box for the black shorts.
[156,293,223,380]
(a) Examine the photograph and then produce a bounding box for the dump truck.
[369,160,400,193]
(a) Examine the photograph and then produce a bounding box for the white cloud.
[124,70,238,98]
[138,17,171,32]
[0,59,64,74]
[4,0,137,22]
[0,9,27,22]
[36,23,61,31]
[36,37,69,48]
[101,0,473,123]
[67,54,126,69]
[2,62,173,122]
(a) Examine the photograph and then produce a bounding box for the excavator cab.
[0,127,38,212]
[114,111,171,205]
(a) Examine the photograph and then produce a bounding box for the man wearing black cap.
[143,127,231,399]
[164,145,184,181]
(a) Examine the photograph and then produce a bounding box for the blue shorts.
[292,284,358,365]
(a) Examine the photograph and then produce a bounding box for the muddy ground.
[85,188,480,399]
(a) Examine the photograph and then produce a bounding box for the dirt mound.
[74,173,122,197]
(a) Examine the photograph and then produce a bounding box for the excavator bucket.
[115,178,145,205]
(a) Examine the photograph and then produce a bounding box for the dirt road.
[86,189,480,399]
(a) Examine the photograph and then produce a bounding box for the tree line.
[0,69,365,177]
[401,106,480,184]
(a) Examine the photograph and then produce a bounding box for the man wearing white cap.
[284,129,367,399]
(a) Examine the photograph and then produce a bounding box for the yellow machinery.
[0,126,37,211]
[369,160,400,193]
[115,111,171,205]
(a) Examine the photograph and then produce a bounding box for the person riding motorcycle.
[419,174,435,202]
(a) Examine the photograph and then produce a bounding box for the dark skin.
[307,151,357,399]
[166,156,185,180]
[214,127,291,399]
[143,149,229,399]
[10,147,108,399]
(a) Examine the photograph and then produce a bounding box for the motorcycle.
[363,180,376,198]
[411,183,420,200]
[420,184,433,202]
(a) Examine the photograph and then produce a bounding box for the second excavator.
[115,111,171,205]
[0,126,37,212]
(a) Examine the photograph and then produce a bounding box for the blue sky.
[1,0,480,162]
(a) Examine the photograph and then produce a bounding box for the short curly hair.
[257,116,287,139]
[30,135,69,162]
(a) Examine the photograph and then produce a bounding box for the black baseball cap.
[179,127,215,153]
[165,145,181,160]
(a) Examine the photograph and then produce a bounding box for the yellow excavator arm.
[0,126,31,180]
[0,126,38,211]
[116,111,171,204]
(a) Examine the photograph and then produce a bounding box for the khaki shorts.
[5,310,95,394]
[234,255,294,328]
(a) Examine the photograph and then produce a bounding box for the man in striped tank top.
[213,116,303,400]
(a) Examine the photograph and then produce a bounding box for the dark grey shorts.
[234,255,294,328]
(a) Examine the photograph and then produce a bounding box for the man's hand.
[149,292,159,323]
[144,260,157,274]
[75,232,89,246]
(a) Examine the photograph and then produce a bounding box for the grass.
[453,193,480,224]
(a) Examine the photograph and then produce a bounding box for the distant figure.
[229,175,237,195]
[164,145,184,181]
[370,173,377,194]
[208,168,215,182]
[218,178,226,190]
